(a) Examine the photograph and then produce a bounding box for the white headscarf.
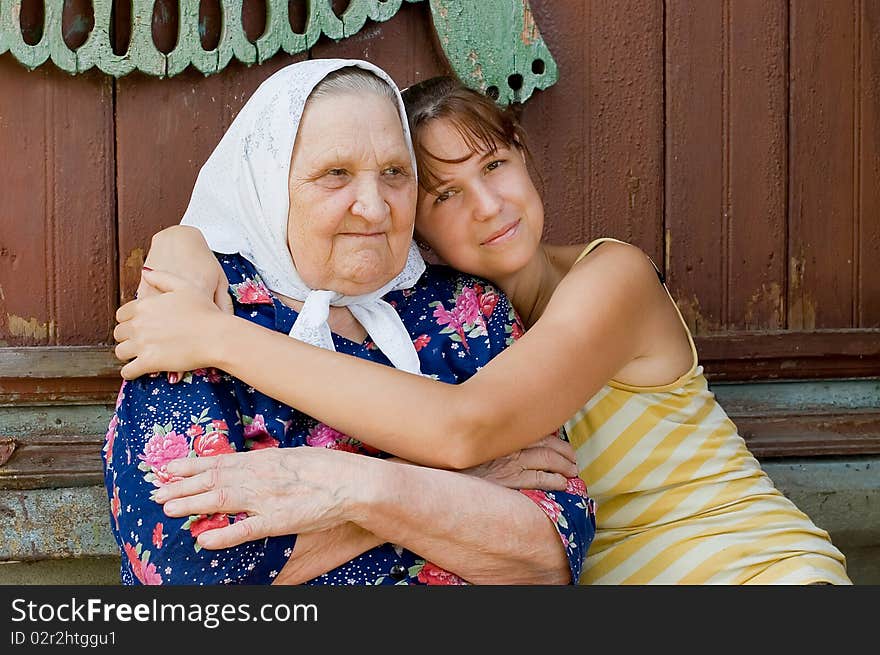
[180,59,426,374]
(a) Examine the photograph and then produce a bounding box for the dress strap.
[575,237,700,391]
[576,237,665,283]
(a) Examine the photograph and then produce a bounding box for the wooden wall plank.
[859,0,880,327]
[518,0,588,246]
[585,0,664,261]
[114,56,306,304]
[789,1,857,329]
[727,0,788,330]
[0,58,115,346]
[665,0,725,334]
[310,2,447,90]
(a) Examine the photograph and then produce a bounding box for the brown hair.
[402,77,533,193]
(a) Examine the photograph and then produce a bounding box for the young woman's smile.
[413,118,544,281]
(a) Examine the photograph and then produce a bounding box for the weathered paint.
[0,486,118,561]
[427,0,558,105]
[5,314,54,340]
[789,1,858,329]
[0,56,116,346]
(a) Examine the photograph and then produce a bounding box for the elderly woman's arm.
[155,446,594,585]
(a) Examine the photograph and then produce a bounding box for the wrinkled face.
[413,118,544,282]
[287,92,417,295]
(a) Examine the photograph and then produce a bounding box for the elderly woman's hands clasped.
[150,431,578,550]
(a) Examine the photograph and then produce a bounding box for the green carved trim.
[0,0,558,104]
[428,0,558,105]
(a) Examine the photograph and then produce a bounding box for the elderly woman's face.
[287,92,417,295]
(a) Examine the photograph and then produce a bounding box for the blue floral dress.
[102,254,597,585]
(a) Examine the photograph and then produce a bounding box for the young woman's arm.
[117,242,669,469]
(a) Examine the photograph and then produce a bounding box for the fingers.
[165,454,226,478]
[196,516,268,549]
[533,433,577,464]
[517,446,578,479]
[115,299,139,324]
[152,468,220,503]
[120,358,150,380]
[140,268,193,294]
[525,471,568,492]
[162,485,243,519]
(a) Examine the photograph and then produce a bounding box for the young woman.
[116,76,850,585]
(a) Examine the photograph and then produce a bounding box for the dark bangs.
[405,80,528,194]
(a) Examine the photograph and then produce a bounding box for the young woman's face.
[287,92,417,296]
[413,118,544,281]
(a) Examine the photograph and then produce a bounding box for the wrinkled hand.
[151,447,370,550]
[114,269,228,380]
[461,433,578,491]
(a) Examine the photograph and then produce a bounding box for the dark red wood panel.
[114,56,306,304]
[0,58,115,346]
[521,0,588,246]
[582,0,664,261]
[860,0,880,327]
[311,3,447,95]
[727,0,788,330]
[665,0,725,334]
[789,1,857,329]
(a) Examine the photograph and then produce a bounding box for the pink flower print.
[479,289,499,317]
[139,430,189,487]
[247,433,280,450]
[306,423,374,454]
[193,368,223,383]
[194,430,235,457]
[231,277,273,304]
[103,414,118,466]
[115,381,127,410]
[307,423,345,449]
[453,286,482,326]
[152,522,166,549]
[186,424,204,440]
[243,414,269,440]
[417,562,467,585]
[123,543,162,585]
[519,489,563,523]
[210,419,228,432]
[139,430,189,470]
[111,484,121,531]
[413,334,431,351]
[152,466,183,486]
[243,414,279,450]
[565,476,588,497]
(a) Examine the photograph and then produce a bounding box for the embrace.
[106,58,849,585]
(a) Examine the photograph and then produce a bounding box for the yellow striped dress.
[565,239,851,585]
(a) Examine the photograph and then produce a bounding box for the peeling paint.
[0,283,5,301]
[124,248,145,272]
[789,254,817,330]
[627,171,640,210]
[521,0,538,46]
[744,282,784,329]
[6,315,54,341]
[674,294,721,335]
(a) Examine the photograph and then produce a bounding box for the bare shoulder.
[556,240,661,305]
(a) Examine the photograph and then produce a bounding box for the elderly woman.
[105,59,595,585]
